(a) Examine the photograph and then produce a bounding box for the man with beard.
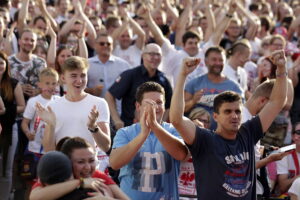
[184,46,243,130]
[8,29,47,100]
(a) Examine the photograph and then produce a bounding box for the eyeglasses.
[145,52,161,57]
[294,130,300,135]
[99,42,111,47]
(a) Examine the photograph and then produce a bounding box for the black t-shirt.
[109,65,172,126]
[188,116,263,200]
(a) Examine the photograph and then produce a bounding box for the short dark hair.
[205,46,225,58]
[213,91,242,113]
[33,15,47,25]
[135,82,165,103]
[60,137,94,158]
[182,31,201,45]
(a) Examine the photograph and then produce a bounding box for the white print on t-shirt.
[132,151,171,193]
[225,152,249,165]
[198,94,219,107]
[223,152,251,197]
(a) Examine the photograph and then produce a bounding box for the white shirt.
[23,94,60,154]
[48,94,110,148]
[288,177,300,199]
[160,40,214,87]
[277,151,300,175]
[113,44,141,67]
[223,63,248,92]
[88,55,131,97]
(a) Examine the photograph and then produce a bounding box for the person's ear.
[213,112,218,122]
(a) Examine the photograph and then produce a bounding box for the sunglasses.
[294,130,300,135]
[99,42,111,47]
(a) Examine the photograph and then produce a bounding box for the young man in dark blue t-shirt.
[170,49,288,200]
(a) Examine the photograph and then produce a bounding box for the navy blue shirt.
[188,116,263,200]
[109,65,172,126]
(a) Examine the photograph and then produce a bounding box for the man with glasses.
[277,122,300,194]
[87,33,131,97]
[105,43,172,130]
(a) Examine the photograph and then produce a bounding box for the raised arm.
[77,22,88,58]
[75,0,96,43]
[203,0,216,42]
[36,103,56,152]
[162,0,179,32]
[109,108,150,170]
[236,0,259,40]
[137,5,166,46]
[46,25,57,68]
[209,0,237,45]
[128,13,145,50]
[258,50,288,133]
[37,0,58,31]
[17,0,29,32]
[87,105,111,152]
[175,0,192,47]
[170,58,200,145]
[146,100,188,161]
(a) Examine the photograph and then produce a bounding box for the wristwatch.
[88,126,99,133]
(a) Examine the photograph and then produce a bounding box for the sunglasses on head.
[99,42,111,47]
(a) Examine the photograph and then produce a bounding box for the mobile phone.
[270,144,296,154]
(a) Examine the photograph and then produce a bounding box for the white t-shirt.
[160,39,213,87]
[277,151,300,175]
[48,94,110,148]
[223,63,248,92]
[113,44,141,67]
[288,177,300,199]
[23,94,60,154]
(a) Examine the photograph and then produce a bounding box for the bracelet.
[276,71,288,78]
[226,13,233,18]
[78,177,84,189]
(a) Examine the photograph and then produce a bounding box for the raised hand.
[181,57,201,76]
[144,99,159,128]
[87,105,99,130]
[36,102,56,127]
[269,50,287,69]
[140,105,151,137]
[137,5,151,20]
[228,0,237,15]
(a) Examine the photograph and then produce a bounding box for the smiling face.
[142,44,162,72]
[214,101,242,138]
[71,147,96,178]
[38,75,58,99]
[57,48,73,68]
[205,51,225,76]
[183,37,200,57]
[61,68,87,93]
[19,31,37,54]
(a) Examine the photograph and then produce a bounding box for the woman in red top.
[30,137,129,200]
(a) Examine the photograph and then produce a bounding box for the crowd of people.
[0,0,299,199]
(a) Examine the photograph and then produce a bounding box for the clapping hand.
[36,102,56,127]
